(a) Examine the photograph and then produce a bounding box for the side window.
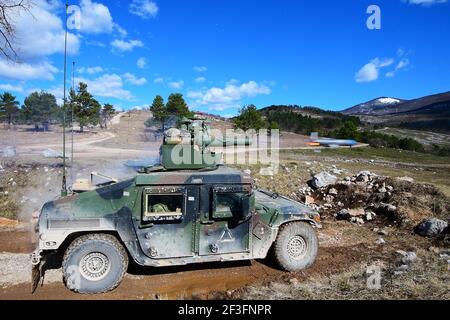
[143,187,186,222]
[214,192,246,219]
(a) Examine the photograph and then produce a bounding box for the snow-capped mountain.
[342,97,406,116]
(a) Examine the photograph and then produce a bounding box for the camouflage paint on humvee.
[34,166,320,271]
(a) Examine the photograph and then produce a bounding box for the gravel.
[0,253,61,288]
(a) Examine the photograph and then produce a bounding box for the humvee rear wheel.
[273,222,318,272]
[62,234,128,294]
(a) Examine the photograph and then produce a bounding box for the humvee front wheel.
[62,234,128,294]
[273,222,318,272]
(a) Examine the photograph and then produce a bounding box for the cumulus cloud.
[0,60,58,81]
[195,77,206,83]
[77,0,114,34]
[123,73,147,85]
[76,74,133,100]
[355,58,394,83]
[194,66,208,72]
[154,77,164,84]
[111,39,144,52]
[0,83,24,93]
[137,57,147,69]
[129,0,159,19]
[9,2,80,60]
[403,0,447,5]
[78,66,104,74]
[168,80,185,89]
[187,80,271,110]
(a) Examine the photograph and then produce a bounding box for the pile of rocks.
[301,171,399,226]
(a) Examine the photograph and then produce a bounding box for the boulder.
[348,208,365,217]
[309,172,337,189]
[415,218,448,237]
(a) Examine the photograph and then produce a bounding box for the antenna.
[61,3,69,197]
[71,61,75,184]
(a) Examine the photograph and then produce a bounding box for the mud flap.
[31,259,46,294]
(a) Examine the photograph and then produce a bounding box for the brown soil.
[0,230,35,253]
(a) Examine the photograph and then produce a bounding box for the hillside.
[342,91,450,132]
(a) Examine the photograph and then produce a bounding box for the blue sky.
[0,0,449,116]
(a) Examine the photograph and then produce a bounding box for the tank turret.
[160,118,252,170]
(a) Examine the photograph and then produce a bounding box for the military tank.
[31,119,321,294]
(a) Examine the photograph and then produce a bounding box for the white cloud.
[403,0,447,5]
[0,60,58,81]
[195,77,206,83]
[168,80,185,89]
[355,58,394,83]
[154,77,164,84]
[0,83,24,93]
[187,80,271,110]
[111,39,144,52]
[386,58,410,78]
[137,57,147,69]
[123,73,147,85]
[10,2,80,60]
[76,74,133,100]
[194,66,208,72]
[78,66,104,75]
[78,0,113,34]
[129,0,159,19]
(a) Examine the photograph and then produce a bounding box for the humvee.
[31,119,320,294]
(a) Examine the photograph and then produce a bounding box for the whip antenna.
[61,3,69,197]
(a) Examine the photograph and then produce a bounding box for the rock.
[243,169,252,175]
[397,264,409,272]
[365,211,375,221]
[348,208,365,217]
[331,169,343,175]
[305,196,315,205]
[336,209,350,220]
[328,188,338,196]
[351,217,365,225]
[260,167,275,176]
[376,238,386,245]
[289,278,299,286]
[378,187,387,193]
[2,146,16,158]
[378,229,388,236]
[415,218,448,237]
[401,252,418,265]
[309,172,337,189]
[397,176,414,183]
[0,164,4,172]
[0,218,19,228]
[378,203,397,214]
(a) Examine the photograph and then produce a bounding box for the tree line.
[0,82,115,132]
[148,93,193,130]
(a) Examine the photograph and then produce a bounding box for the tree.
[0,0,33,60]
[0,92,19,128]
[100,103,115,129]
[70,82,101,132]
[333,121,359,140]
[166,93,192,118]
[22,91,58,131]
[234,105,266,131]
[150,95,169,131]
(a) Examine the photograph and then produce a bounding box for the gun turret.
[160,118,252,170]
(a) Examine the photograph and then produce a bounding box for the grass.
[238,250,450,300]
[283,147,450,165]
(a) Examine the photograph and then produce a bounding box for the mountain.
[342,91,450,132]
[342,97,407,116]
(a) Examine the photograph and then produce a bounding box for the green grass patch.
[284,147,450,165]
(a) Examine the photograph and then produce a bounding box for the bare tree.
[0,0,33,60]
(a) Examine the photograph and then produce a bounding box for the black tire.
[273,222,318,272]
[62,234,128,294]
